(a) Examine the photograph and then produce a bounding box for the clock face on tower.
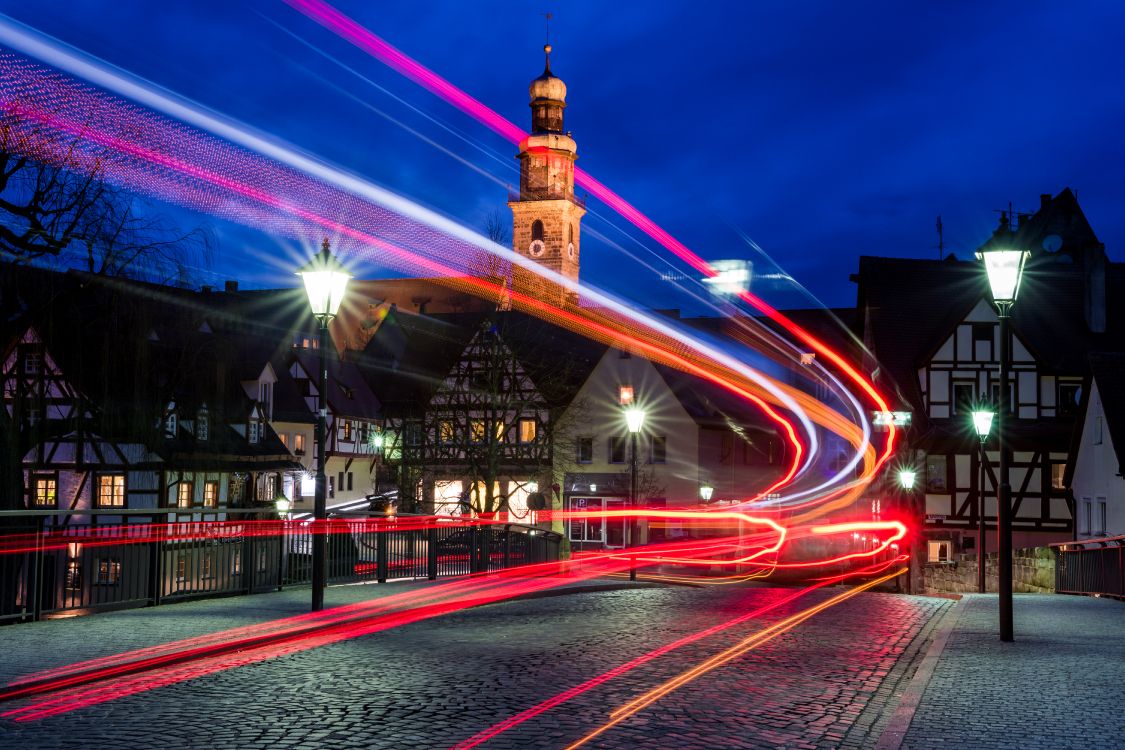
[567,242,575,260]
[528,239,546,257]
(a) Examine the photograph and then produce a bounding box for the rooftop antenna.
[936,215,944,260]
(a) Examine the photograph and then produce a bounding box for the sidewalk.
[880,593,1125,750]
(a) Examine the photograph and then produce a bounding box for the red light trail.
[0,14,921,730]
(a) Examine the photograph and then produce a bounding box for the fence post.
[377,524,388,584]
[149,526,163,607]
[276,520,286,592]
[30,516,44,622]
[469,525,479,574]
[503,526,512,569]
[427,526,438,580]
[243,531,254,595]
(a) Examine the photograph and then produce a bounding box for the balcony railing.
[0,508,561,623]
[508,188,585,208]
[1052,534,1125,600]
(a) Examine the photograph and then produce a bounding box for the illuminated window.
[248,420,260,444]
[1051,463,1066,490]
[203,481,219,508]
[176,556,187,582]
[33,476,57,507]
[65,559,82,590]
[439,421,455,443]
[279,433,288,448]
[470,420,486,444]
[495,421,506,441]
[577,437,593,463]
[519,419,537,443]
[343,420,352,441]
[618,385,634,405]
[95,558,121,585]
[927,541,952,563]
[177,482,194,508]
[202,555,214,579]
[96,474,125,508]
[196,411,209,441]
[231,553,242,576]
[294,433,306,454]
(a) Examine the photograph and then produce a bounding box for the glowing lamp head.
[297,238,351,320]
[625,407,646,433]
[699,485,714,501]
[977,248,1029,305]
[274,496,292,515]
[898,469,917,490]
[370,431,385,450]
[971,410,995,439]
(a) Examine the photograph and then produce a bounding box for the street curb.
[873,595,965,750]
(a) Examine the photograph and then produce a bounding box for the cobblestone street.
[0,580,951,749]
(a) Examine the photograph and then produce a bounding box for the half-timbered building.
[854,189,1124,568]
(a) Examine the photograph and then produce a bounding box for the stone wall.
[923,546,1056,594]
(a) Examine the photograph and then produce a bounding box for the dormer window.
[249,419,260,444]
[259,382,273,420]
[164,402,177,438]
[196,407,209,441]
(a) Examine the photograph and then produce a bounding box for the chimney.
[1040,193,1051,211]
[224,280,238,293]
[1084,246,1107,333]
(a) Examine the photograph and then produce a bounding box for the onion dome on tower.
[530,44,567,134]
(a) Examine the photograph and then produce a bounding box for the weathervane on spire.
[542,12,553,72]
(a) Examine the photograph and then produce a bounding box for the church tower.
[508,43,585,296]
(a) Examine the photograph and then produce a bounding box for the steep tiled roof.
[1089,352,1125,473]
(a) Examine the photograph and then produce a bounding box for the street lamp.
[699,485,714,502]
[274,496,292,517]
[625,406,645,582]
[978,244,1028,642]
[898,468,918,593]
[971,409,995,594]
[297,238,351,612]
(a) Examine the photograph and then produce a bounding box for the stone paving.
[0,578,952,749]
[899,593,1125,750]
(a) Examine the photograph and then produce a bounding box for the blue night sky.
[4,0,1125,311]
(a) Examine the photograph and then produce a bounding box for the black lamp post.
[971,409,995,594]
[898,468,918,593]
[297,238,350,612]
[625,406,645,582]
[978,245,1028,641]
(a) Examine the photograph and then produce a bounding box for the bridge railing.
[0,509,561,624]
[1051,535,1125,600]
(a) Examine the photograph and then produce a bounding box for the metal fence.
[1052,535,1125,600]
[0,509,561,624]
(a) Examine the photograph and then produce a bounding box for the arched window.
[531,220,544,242]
